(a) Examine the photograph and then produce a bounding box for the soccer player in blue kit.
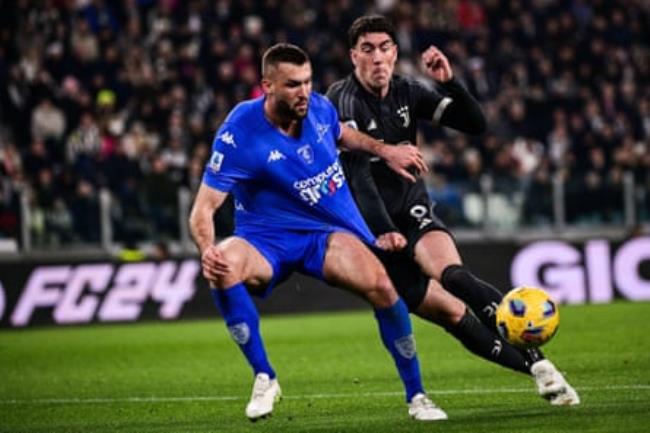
[189,43,446,421]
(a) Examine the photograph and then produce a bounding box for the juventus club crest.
[397,105,410,127]
[297,144,314,164]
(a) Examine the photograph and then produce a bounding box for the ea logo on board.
[0,280,5,321]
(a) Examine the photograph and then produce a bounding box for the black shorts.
[386,180,454,257]
[373,248,429,312]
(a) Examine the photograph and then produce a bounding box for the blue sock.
[374,298,424,402]
[211,284,275,379]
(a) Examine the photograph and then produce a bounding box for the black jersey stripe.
[340,77,355,120]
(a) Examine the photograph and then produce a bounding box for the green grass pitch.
[1,301,649,432]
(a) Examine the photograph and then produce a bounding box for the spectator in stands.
[0,0,647,246]
[31,98,66,143]
[143,155,178,239]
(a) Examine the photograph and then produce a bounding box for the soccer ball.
[496,287,559,349]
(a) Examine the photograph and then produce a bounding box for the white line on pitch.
[2,384,649,405]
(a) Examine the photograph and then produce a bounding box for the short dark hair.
[262,43,309,77]
[348,15,397,48]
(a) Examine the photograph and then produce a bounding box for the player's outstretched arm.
[339,124,428,183]
[189,184,230,281]
[421,45,486,135]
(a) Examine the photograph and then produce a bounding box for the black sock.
[445,309,531,375]
[440,264,545,365]
[441,264,502,331]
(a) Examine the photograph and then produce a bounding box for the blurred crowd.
[0,0,648,248]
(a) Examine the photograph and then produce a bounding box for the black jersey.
[327,73,485,245]
[327,73,449,194]
[328,74,449,145]
[327,74,450,236]
[328,73,485,310]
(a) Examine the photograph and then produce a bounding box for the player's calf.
[440,264,504,332]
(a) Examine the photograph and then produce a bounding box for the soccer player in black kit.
[327,15,579,406]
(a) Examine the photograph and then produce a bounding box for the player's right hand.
[201,245,230,280]
[376,232,408,252]
[422,45,453,82]
[381,143,429,183]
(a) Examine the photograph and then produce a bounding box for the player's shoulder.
[223,97,265,132]
[212,98,266,153]
[326,75,363,120]
[305,92,337,123]
[392,74,421,91]
[391,74,437,106]
[326,79,343,98]
[310,91,335,110]
[326,75,359,102]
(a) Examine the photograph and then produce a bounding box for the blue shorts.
[234,227,333,297]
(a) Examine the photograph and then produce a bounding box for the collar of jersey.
[352,73,393,102]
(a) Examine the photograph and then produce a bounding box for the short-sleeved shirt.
[202,92,376,246]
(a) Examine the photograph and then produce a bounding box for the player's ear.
[261,77,273,95]
[350,48,359,68]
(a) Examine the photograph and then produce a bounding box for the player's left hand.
[422,45,453,82]
[376,232,407,252]
[201,245,230,281]
[380,143,428,183]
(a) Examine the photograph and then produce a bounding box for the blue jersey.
[202,92,376,245]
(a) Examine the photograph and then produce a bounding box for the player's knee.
[209,276,232,290]
[210,251,247,289]
[444,298,466,326]
[415,288,465,326]
[366,272,398,309]
[440,264,471,293]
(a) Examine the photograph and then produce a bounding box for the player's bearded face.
[352,33,397,93]
[269,63,313,120]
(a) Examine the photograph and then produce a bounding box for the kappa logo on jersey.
[397,106,410,127]
[293,161,346,206]
[208,151,224,172]
[267,149,286,162]
[316,123,330,143]
[394,334,416,359]
[297,144,314,164]
[228,322,251,345]
[367,119,378,131]
[218,130,237,147]
[234,200,245,211]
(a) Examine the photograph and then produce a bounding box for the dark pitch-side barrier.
[1,236,648,328]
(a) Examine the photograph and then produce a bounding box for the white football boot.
[245,373,282,420]
[407,393,448,421]
[531,359,580,406]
